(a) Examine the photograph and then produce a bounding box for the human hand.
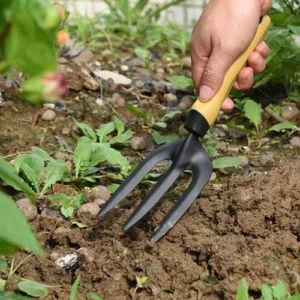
[191,0,272,110]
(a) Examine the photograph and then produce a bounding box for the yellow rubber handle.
[191,15,271,126]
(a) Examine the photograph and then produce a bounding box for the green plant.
[243,98,263,131]
[50,193,86,218]
[133,276,148,300]
[0,0,67,104]
[236,279,300,300]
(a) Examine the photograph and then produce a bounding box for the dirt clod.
[77,203,100,217]
[130,136,147,150]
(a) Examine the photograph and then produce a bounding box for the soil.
[6,156,300,300]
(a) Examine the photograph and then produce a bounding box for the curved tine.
[98,139,183,217]
[123,167,182,231]
[150,159,213,242]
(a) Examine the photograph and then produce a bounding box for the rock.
[120,65,129,72]
[43,103,56,110]
[55,253,78,270]
[77,203,100,217]
[72,49,94,64]
[228,129,247,140]
[181,95,194,109]
[54,152,68,160]
[290,136,300,148]
[96,98,104,106]
[260,151,275,166]
[50,251,61,261]
[61,125,71,135]
[239,156,249,167]
[127,58,145,68]
[111,93,125,107]
[41,208,60,217]
[281,105,299,120]
[41,109,56,121]
[16,198,37,221]
[94,198,107,207]
[89,185,110,201]
[210,172,217,181]
[156,68,165,74]
[77,247,95,263]
[137,68,150,77]
[94,70,132,86]
[153,72,164,81]
[130,136,147,150]
[182,56,192,68]
[163,93,178,107]
[178,102,187,111]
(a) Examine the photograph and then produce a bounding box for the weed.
[133,276,148,300]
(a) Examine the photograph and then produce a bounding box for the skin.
[191,0,272,110]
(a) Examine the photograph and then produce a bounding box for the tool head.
[98,132,212,242]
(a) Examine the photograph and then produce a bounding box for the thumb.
[199,49,234,102]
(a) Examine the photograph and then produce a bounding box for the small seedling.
[132,276,148,300]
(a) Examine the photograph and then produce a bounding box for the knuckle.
[202,67,223,84]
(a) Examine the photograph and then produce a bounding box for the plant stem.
[282,0,297,15]
[132,287,138,300]
[10,253,34,277]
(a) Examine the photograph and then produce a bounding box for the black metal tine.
[150,159,212,242]
[98,139,183,217]
[123,166,182,231]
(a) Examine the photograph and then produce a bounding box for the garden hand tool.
[99,16,271,242]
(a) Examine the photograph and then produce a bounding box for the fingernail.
[199,85,213,101]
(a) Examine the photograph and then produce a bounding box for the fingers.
[221,98,234,110]
[233,67,254,91]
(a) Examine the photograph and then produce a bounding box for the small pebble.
[239,156,249,167]
[290,136,300,148]
[164,93,177,107]
[77,203,100,217]
[54,152,68,160]
[210,172,217,181]
[77,247,95,263]
[50,251,61,261]
[178,102,187,111]
[130,136,147,150]
[96,98,104,106]
[43,103,56,110]
[112,93,125,107]
[180,95,194,108]
[16,198,37,221]
[61,125,71,135]
[41,208,60,217]
[153,72,164,81]
[281,105,299,120]
[94,198,107,207]
[55,253,78,270]
[182,56,192,68]
[120,65,129,72]
[260,151,275,166]
[41,109,56,121]
[156,68,165,74]
[89,185,110,201]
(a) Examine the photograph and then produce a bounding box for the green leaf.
[212,157,242,169]
[109,130,133,145]
[288,25,300,35]
[0,256,7,272]
[31,147,53,162]
[236,279,248,300]
[61,207,74,219]
[0,291,29,300]
[0,157,34,201]
[126,103,148,122]
[108,183,120,194]
[243,99,262,129]
[71,193,86,209]
[289,295,300,300]
[0,239,17,256]
[0,279,5,292]
[134,47,150,59]
[18,280,48,298]
[74,137,93,178]
[272,282,287,300]
[88,293,103,300]
[0,191,43,256]
[269,121,296,132]
[154,121,167,128]
[49,193,68,205]
[161,110,182,121]
[261,284,273,300]
[70,276,81,300]
[170,75,193,90]
[114,117,125,135]
[151,130,179,145]
[103,147,129,173]
[136,276,148,289]
[96,122,116,143]
[41,161,66,195]
[74,120,97,141]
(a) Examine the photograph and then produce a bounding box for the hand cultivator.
[99,16,271,242]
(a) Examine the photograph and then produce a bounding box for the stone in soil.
[163,93,178,107]
[182,56,192,67]
[111,93,125,107]
[77,247,95,263]
[281,105,299,120]
[77,203,100,217]
[61,125,71,135]
[130,136,147,150]
[94,70,132,86]
[89,185,110,202]
[259,151,275,166]
[16,198,37,221]
[41,109,56,121]
[290,136,300,148]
